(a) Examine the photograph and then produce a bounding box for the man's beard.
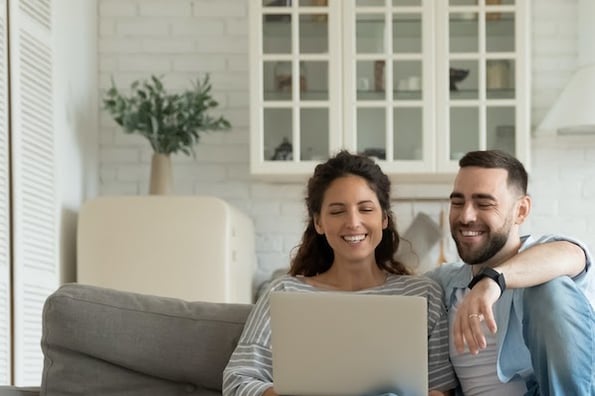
[452,227,509,265]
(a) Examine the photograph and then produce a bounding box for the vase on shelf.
[374,60,385,91]
[149,153,173,195]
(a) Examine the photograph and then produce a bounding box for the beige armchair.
[77,196,257,303]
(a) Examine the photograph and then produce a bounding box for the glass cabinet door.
[344,0,434,173]
[443,0,524,166]
[254,0,340,174]
[250,0,529,178]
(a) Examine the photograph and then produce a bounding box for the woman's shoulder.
[268,274,313,292]
[384,274,443,296]
[387,273,441,287]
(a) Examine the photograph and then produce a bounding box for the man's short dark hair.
[459,150,528,195]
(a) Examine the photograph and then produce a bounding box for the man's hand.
[453,277,501,355]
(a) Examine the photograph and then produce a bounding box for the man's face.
[449,166,527,265]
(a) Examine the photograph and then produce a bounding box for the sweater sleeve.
[222,281,277,396]
[425,279,459,392]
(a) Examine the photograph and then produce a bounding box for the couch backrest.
[40,283,253,396]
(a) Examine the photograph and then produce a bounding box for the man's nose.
[459,203,477,224]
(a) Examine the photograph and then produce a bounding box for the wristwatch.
[468,267,507,296]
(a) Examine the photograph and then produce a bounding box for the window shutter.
[9,0,57,385]
[0,0,11,385]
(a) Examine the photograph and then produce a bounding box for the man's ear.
[515,195,531,224]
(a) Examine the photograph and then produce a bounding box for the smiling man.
[427,149,595,396]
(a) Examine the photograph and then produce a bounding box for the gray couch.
[0,283,253,396]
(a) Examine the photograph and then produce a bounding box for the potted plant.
[103,74,231,194]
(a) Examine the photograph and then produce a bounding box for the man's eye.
[478,203,494,208]
[450,201,464,207]
[330,211,344,215]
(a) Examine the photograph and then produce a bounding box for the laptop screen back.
[270,291,428,396]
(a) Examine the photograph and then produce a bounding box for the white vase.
[149,153,172,195]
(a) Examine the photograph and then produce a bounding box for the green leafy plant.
[103,74,231,156]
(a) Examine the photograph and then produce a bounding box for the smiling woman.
[222,150,458,396]
[308,174,389,289]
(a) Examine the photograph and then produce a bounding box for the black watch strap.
[468,267,506,296]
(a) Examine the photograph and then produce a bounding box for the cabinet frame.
[250,0,530,182]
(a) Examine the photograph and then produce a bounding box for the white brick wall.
[98,0,595,289]
[530,0,595,251]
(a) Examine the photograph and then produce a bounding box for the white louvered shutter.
[9,0,57,385]
[0,0,11,385]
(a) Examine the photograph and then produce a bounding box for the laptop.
[270,291,428,396]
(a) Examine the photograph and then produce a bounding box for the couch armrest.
[41,283,253,395]
[0,386,40,396]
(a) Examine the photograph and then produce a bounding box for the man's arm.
[454,240,586,355]
[495,240,586,287]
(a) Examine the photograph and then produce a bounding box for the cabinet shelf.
[263,90,426,101]
[264,91,330,101]
[357,90,423,101]
[450,88,515,100]
[264,19,328,35]
[263,89,514,101]
[450,17,514,37]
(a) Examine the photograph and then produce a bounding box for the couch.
[0,283,253,395]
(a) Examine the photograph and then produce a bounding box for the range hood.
[537,0,595,135]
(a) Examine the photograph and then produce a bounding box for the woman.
[223,151,456,396]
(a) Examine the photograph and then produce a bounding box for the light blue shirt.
[426,234,594,383]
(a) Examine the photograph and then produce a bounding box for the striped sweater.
[223,274,457,396]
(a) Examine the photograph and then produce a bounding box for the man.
[428,150,594,395]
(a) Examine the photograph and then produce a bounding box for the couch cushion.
[0,387,40,396]
[40,283,252,396]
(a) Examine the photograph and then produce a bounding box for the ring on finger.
[468,313,483,320]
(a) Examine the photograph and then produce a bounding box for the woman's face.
[314,175,387,267]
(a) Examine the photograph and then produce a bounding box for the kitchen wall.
[98,0,595,287]
[55,0,99,283]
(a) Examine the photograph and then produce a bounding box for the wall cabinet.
[250,0,530,180]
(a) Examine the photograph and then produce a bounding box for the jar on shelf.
[310,0,328,22]
[486,60,510,89]
[486,0,502,20]
[274,61,307,92]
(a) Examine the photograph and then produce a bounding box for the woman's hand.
[263,386,279,396]
[429,389,453,396]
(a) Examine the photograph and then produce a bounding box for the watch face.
[468,267,505,294]
[482,268,505,291]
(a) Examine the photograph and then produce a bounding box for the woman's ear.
[382,211,389,229]
[314,215,324,235]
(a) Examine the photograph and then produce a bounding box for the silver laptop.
[270,291,428,396]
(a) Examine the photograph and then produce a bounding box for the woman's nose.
[345,209,361,227]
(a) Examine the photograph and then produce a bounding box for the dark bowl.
[449,68,470,91]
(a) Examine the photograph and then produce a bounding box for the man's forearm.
[493,241,586,288]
